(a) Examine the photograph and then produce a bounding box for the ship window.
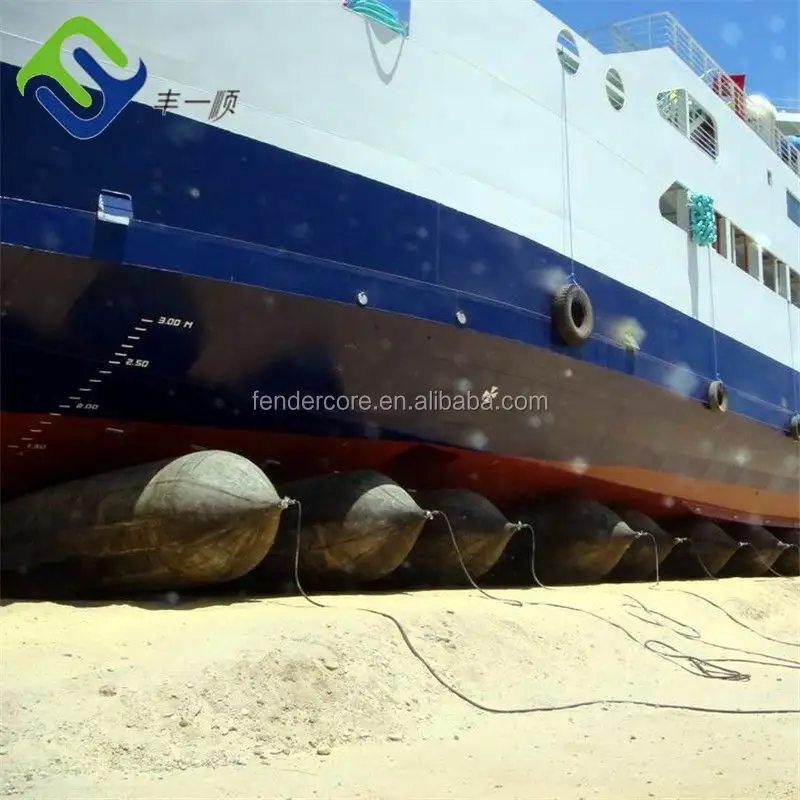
[658,182,689,232]
[714,212,727,258]
[731,225,753,275]
[556,30,580,75]
[762,250,790,298]
[605,68,625,110]
[763,250,779,291]
[767,170,772,186]
[343,0,409,37]
[776,261,789,299]
[788,190,800,229]
[790,270,800,308]
[656,89,718,159]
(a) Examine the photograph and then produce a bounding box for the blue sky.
[541,1,799,109]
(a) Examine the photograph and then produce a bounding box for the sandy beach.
[2,577,799,799]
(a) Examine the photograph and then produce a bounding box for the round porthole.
[605,68,625,110]
[556,29,580,75]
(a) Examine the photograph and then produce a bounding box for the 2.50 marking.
[157,316,194,329]
[7,316,158,457]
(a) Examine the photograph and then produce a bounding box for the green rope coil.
[345,0,408,36]
[688,192,717,247]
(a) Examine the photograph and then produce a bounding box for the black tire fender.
[707,379,728,413]
[553,284,594,346]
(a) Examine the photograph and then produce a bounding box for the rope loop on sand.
[287,503,800,716]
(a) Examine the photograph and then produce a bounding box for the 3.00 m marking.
[157,316,194,329]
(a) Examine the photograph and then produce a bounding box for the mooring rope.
[286,499,800,715]
[561,67,577,286]
[706,246,721,379]
[787,292,800,414]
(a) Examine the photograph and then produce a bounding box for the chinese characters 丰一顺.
[153,89,240,122]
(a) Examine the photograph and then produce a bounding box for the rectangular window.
[731,225,749,272]
[788,190,800,228]
[714,212,726,257]
[776,261,789,299]
[790,270,800,309]
[763,250,778,290]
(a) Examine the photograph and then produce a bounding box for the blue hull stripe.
[1,62,797,434]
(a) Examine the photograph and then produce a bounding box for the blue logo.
[16,16,147,140]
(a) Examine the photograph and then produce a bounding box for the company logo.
[16,16,147,140]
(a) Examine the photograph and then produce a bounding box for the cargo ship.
[2,1,799,527]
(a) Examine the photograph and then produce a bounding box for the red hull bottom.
[2,411,798,528]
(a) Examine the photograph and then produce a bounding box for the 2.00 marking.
[76,402,100,411]
[157,317,194,329]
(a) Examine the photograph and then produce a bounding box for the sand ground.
[1,578,799,799]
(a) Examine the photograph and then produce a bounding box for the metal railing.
[656,89,719,159]
[582,12,800,174]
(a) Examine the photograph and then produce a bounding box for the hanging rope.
[707,247,721,380]
[560,67,577,285]
[787,292,800,414]
[688,192,721,381]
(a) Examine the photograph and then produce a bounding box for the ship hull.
[2,240,798,526]
[2,51,799,526]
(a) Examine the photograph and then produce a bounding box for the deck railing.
[582,12,799,174]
